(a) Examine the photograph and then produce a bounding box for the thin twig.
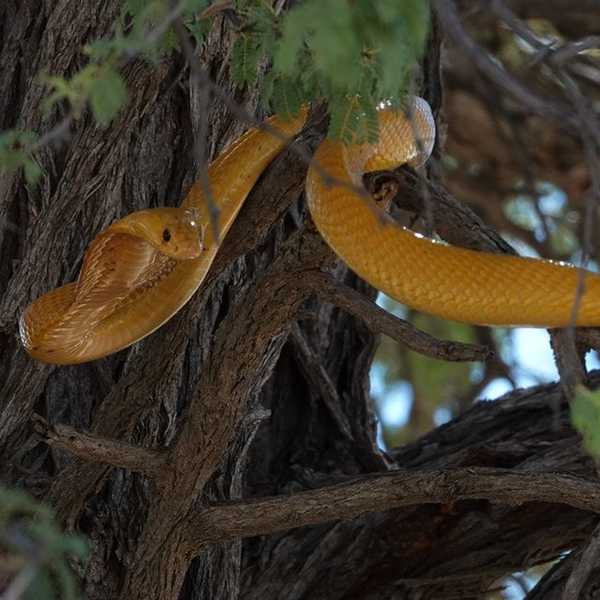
[198,0,234,21]
[528,35,600,68]
[561,73,600,327]
[137,0,191,48]
[406,77,435,235]
[290,324,354,440]
[205,78,368,198]
[0,565,38,600]
[485,0,600,394]
[433,0,582,132]
[509,574,530,596]
[170,17,372,240]
[172,17,221,242]
[29,114,73,151]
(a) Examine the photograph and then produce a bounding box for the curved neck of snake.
[307,136,385,226]
[180,109,309,248]
[72,230,168,318]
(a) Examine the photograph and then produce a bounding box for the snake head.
[110,207,206,259]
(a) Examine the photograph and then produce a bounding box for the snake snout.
[174,207,205,259]
[147,207,206,260]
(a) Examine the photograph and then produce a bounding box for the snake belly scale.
[20,98,600,364]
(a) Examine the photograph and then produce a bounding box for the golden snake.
[20,98,600,364]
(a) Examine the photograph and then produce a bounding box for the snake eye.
[162,228,171,243]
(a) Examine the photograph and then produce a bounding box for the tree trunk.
[1,2,599,600]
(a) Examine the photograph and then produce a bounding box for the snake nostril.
[162,228,171,242]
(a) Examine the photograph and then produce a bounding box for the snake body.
[20,98,600,364]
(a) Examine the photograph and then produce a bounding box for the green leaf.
[115,0,210,56]
[0,130,43,184]
[185,14,211,47]
[0,484,52,523]
[85,24,133,61]
[89,67,128,126]
[329,95,378,145]
[231,34,262,86]
[273,2,312,75]
[1,486,88,600]
[24,568,56,600]
[42,66,98,116]
[23,157,43,184]
[52,559,78,600]
[262,0,430,141]
[269,75,303,119]
[122,0,149,21]
[571,386,600,456]
[55,534,89,559]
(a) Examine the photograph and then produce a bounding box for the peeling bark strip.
[2,2,600,600]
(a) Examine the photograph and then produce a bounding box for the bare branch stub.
[32,414,167,475]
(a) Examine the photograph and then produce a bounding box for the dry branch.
[304,270,492,362]
[32,414,166,475]
[188,467,600,548]
[562,521,600,600]
[434,0,576,127]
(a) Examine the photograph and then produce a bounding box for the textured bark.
[2,2,600,600]
[240,373,600,600]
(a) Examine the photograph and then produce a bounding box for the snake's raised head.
[110,207,205,260]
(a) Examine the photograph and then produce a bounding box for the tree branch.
[187,467,600,548]
[289,323,354,440]
[562,520,600,600]
[485,0,600,394]
[32,415,167,475]
[433,0,581,130]
[304,271,492,362]
[546,36,600,66]
[386,167,517,254]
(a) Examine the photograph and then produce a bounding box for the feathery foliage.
[0,486,88,600]
[571,386,600,457]
[0,0,430,181]
[0,131,41,184]
[233,0,430,142]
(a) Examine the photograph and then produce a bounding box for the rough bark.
[2,2,600,600]
[240,372,600,599]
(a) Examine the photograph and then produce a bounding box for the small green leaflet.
[571,386,600,457]
[1,486,89,600]
[250,0,431,143]
[0,130,42,184]
[89,67,128,126]
[231,34,262,86]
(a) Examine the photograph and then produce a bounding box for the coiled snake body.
[20,98,600,364]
